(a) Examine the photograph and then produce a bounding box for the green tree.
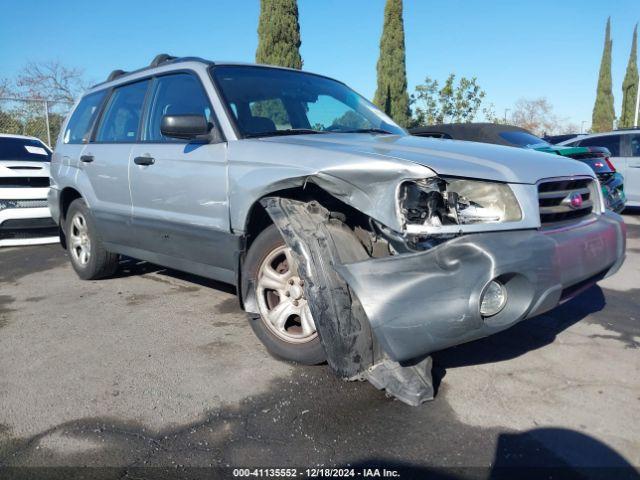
[411,74,487,126]
[620,24,639,128]
[592,17,616,132]
[373,0,411,127]
[256,0,303,69]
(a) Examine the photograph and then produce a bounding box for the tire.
[243,224,327,365]
[65,198,119,280]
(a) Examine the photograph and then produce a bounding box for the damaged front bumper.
[336,212,626,362]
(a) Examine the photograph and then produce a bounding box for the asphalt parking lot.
[0,212,639,478]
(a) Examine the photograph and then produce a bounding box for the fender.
[259,197,378,378]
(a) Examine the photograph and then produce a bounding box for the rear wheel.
[65,199,119,280]
[244,225,326,364]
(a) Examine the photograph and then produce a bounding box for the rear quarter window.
[63,91,107,144]
[629,134,640,156]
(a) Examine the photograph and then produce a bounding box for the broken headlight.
[398,177,522,229]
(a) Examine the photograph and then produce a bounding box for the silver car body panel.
[336,211,626,361]
[226,134,593,234]
[49,59,626,365]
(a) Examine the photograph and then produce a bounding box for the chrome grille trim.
[537,177,596,225]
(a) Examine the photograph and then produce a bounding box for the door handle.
[134,156,155,166]
[80,155,94,163]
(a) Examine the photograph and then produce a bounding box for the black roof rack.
[614,126,640,131]
[92,54,213,88]
[106,69,128,82]
[149,53,177,67]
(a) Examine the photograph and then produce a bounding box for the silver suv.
[559,129,640,207]
[49,55,626,404]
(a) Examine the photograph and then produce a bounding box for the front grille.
[0,199,49,211]
[0,217,57,240]
[0,226,58,240]
[0,177,50,188]
[538,178,595,225]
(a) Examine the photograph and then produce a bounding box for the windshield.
[0,137,51,162]
[499,131,551,149]
[211,66,405,138]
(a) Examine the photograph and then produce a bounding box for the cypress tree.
[620,24,639,128]
[592,17,615,132]
[373,0,411,127]
[255,0,303,69]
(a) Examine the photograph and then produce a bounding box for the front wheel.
[65,198,119,280]
[244,225,326,365]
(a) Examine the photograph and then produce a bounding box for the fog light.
[480,280,507,317]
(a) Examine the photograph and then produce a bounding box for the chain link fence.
[0,98,74,147]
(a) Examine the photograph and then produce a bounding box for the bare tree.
[0,78,14,98]
[15,60,87,103]
[510,98,557,135]
[510,97,580,136]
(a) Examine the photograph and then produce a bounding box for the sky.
[0,0,637,130]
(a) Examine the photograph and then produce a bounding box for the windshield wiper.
[244,129,327,139]
[335,128,394,135]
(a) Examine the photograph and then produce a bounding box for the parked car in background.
[559,129,640,208]
[49,56,626,404]
[411,123,626,213]
[0,134,57,247]
[543,133,583,144]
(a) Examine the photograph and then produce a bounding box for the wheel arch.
[57,187,83,249]
[238,182,374,312]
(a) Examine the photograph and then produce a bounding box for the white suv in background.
[560,129,640,207]
[0,134,58,247]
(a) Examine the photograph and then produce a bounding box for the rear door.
[128,72,232,280]
[83,79,150,245]
[55,90,107,186]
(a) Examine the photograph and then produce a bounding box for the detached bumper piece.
[365,357,434,406]
[262,197,435,406]
[337,212,626,362]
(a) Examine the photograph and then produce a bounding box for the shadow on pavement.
[434,285,607,370]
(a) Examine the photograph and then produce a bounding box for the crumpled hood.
[259,133,594,184]
[0,160,50,178]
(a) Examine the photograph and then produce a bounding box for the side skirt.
[103,242,237,286]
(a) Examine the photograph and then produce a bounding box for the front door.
[128,72,233,281]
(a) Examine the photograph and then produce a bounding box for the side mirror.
[160,114,210,140]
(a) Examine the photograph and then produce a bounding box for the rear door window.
[95,80,150,143]
[63,91,107,144]
[578,135,621,156]
[628,134,640,157]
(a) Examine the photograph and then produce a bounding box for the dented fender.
[227,140,435,234]
[258,197,378,378]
